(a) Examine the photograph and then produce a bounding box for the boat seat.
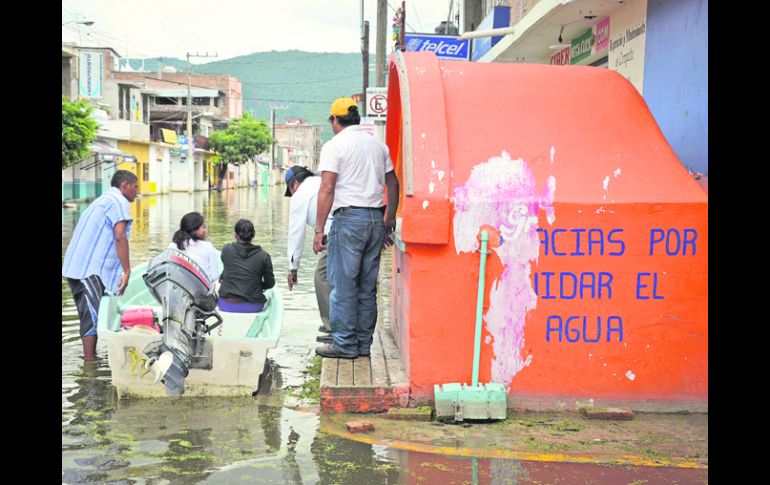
[216,308,267,338]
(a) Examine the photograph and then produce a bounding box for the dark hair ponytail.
[234,219,255,243]
[173,212,205,250]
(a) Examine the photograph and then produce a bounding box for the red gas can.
[120,308,159,333]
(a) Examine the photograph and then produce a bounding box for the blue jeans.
[327,207,386,356]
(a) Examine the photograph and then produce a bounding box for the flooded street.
[62,187,707,484]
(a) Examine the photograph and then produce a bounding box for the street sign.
[366,87,388,120]
[270,103,289,110]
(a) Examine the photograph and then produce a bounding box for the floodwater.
[62,187,708,484]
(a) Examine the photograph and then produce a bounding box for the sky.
[62,0,461,62]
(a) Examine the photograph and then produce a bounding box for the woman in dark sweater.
[218,219,275,313]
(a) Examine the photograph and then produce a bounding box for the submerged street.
[62,187,707,484]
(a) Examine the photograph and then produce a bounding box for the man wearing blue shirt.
[62,170,139,360]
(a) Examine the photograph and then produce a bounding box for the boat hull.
[97,261,283,398]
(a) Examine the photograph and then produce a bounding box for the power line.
[410,1,423,31]
[63,23,165,59]
[62,1,201,59]
[135,0,200,47]
[201,53,341,65]
[123,75,225,90]
[241,76,355,86]
[387,1,416,32]
[241,96,332,105]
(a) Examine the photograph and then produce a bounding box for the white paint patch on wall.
[544,176,556,225]
[438,170,445,181]
[614,168,622,177]
[422,200,429,209]
[603,176,610,191]
[550,146,556,163]
[429,182,435,193]
[452,151,556,386]
[625,370,636,381]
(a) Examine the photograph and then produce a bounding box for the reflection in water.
[62,188,707,484]
[311,432,400,485]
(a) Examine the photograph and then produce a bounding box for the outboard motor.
[141,248,222,396]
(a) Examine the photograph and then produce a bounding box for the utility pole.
[362,21,370,116]
[400,1,406,50]
[186,51,217,193]
[269,103,289,186]
[376,0,387,87]
[271,108,276,172]
[375,0,387,143]
[446,0,454,34]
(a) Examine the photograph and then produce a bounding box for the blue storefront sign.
[471,6,511,61]
[404,34,470,61]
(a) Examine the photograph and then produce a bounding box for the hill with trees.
[120,51,377,141]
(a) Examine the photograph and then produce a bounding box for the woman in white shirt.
[169,212,221,283]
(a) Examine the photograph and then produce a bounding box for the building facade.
[62,43,252,198]
[272,119,323,171]
[465,0,707,178]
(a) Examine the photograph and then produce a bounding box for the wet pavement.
[62,187,708,484]
[320,411,707,468]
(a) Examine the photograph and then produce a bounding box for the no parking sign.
[366,87,387,120]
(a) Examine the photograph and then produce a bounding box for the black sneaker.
[315,344,357,359]
[318,325,331,333]
[316,334,333,343]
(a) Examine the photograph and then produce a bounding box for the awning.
[90,140,125,162]
[79,141,136,170]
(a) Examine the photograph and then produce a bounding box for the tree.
[62,97,98,169]
[209,112,273,181]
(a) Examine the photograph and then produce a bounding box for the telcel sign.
[404,34,470,61]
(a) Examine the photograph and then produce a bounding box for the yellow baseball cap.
[329,97,358,116]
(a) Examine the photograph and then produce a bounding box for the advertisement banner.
[550,47,570,65]
[570,28,594,64]
[78,51,103,99]
[595,17,610,53]
[404,34,470,61]
[609,0,648,93]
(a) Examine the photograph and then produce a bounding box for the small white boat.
[97,248,283,398]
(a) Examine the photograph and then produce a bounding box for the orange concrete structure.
[385,52,707,412]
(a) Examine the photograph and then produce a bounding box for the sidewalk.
[318,410,708,469]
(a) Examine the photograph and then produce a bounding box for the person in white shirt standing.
[285,165,333,341]
[312,97,400,359]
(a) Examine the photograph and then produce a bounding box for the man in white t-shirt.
[312,97,400,359]
[284,165,333,340]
